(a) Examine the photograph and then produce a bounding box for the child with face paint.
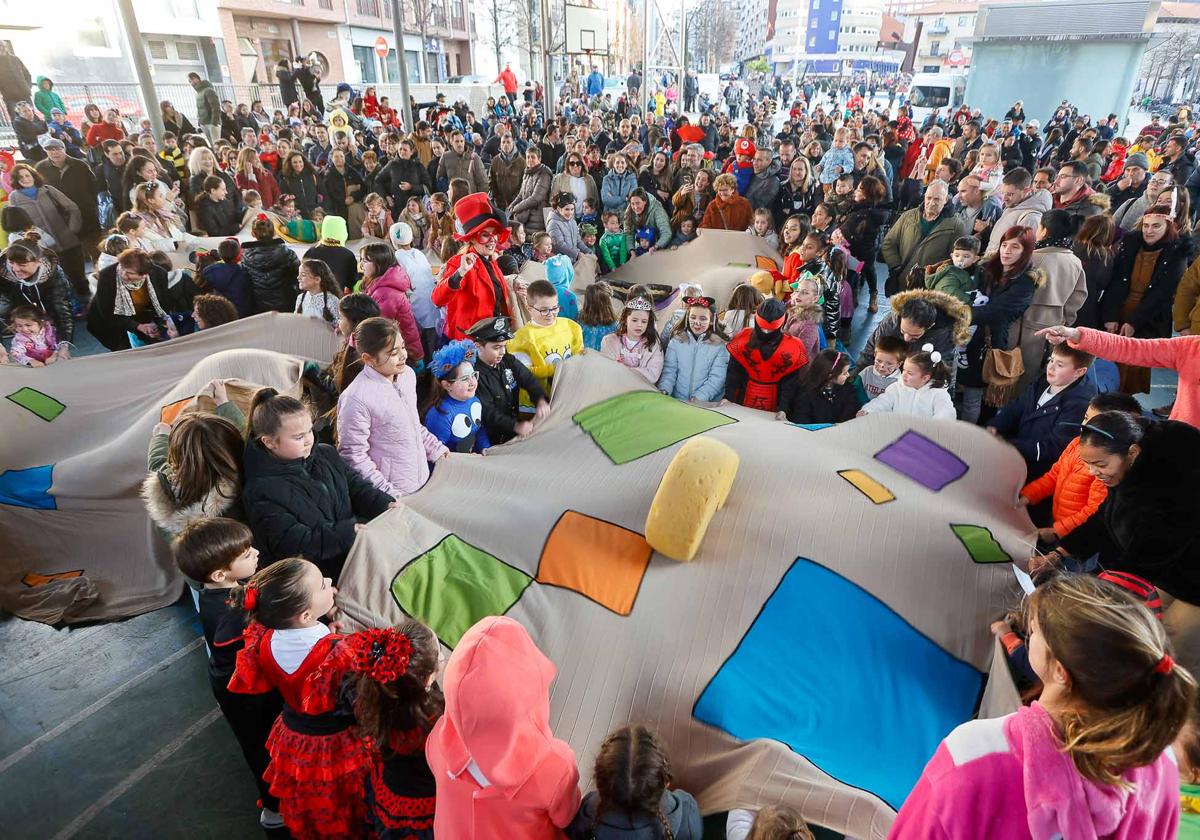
[658,295,730,403]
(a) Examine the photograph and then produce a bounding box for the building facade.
[734,0,773,63]
[768,0,895,77]
[897,0,978,74]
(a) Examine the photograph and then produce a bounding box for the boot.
[867,292,879,314]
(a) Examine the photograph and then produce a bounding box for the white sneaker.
[260,808,284,829]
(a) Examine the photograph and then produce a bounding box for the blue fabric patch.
[693,558,984,810]
[790,423,835,430]
[0,465,56,510]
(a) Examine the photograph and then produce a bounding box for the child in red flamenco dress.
[227,557,370,840]
[310,619,444,839]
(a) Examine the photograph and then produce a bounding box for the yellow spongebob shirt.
[507,317,584,394]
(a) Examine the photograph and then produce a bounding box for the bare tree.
[476,0,518,74]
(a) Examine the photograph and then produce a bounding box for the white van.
[907,73,967,126]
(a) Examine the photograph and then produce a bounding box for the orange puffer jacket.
[1020,436,1108,538]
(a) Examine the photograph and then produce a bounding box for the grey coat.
[8,184,82,251]
[508,163,553,233]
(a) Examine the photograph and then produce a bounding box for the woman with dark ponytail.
[240,387,394,576]
[567,724,702,839]
[893,573,1196,839]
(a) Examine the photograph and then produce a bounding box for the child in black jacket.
[241,388,393,577]
[779,349,859,424]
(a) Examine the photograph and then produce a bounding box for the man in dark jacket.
[36,140,100,250]
[0,41,31,120]
[987,345,1096,481]
[12,100,47,162]
[683,70,698,112]
[467,316,548,446]
[189,72,221,143]
[276,60,299,108]
[96,140,129,214]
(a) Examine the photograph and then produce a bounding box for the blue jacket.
[988,373,1096,479]
[658,331,730,403]
[601,169,637,213]
[201,262,256,317]
[586,71,604,96]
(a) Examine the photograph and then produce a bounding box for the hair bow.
[243,585,259,611]
[345,628,414,683]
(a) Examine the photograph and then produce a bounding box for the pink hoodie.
[1071,328,1200,430]
[366,264,424,363]
[426,616,580,840]
[890,703,1180,840]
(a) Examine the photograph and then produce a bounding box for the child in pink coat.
[426,616,580,840]
[891,574,1191,840]
[336,317,448,497]
[1038,324,1200,430]
[358,241,425,370]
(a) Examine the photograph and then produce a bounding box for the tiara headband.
[625,297,653,312]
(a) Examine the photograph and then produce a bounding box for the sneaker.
[260,808,284,829]
[1152,402,1174,419]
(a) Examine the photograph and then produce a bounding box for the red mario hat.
[734,137,756,158]
[452,191,510,245]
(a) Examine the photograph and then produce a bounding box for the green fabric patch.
[6,387,66,422]
[572,391,736,465]
[950,524,1012,565]
[391,535,532,648]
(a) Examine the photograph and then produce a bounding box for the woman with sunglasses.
[550,154,598,214]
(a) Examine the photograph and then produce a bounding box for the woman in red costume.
[723,298,808,413]
[431,192,514,341]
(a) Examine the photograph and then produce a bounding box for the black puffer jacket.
[0,257,73,342]
[1101,231,1190,339]
[241,438,392,577]
[241,238,300,313]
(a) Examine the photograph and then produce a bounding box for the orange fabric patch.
[23,570,84,587]
[160,396,194,425]
[755,255,780,271]
[536,511,652,616]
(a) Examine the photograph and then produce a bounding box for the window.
[319,0,333,7]
[812,0,819,7]
[168,0,199,16]
[148,40,169,60]
[830,10,838,20]
[353,44,378,82]
[930,41,940,55]
[809,35,816,47]
[958,15,968,26]
[357,0,380,13]
[176,40,201,62]
[78,18,111,49]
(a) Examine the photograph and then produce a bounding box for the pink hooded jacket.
[336,364,448,497]
[890,702,1180,840]
[426,616,580,840]
[365,265,425,363]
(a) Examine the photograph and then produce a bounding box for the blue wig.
[430,339,477,380]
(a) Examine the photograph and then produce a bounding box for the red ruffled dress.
[227,624,370,840]
[365,727,438,840]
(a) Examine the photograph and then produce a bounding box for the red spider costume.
[228,624,369,840]
[726,329,808,412]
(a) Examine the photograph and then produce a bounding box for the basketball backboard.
[565,3,609,55]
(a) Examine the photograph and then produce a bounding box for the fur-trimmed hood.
[888,288,973,346]
[141,471,240,536]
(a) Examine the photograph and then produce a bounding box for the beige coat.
[1012,247,1088,387]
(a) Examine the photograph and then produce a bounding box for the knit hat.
[755,298,787,331]
[41,138,65,150]
[320,215,349,246]
[388,221,414,246]
[1125,152,1150,171]
[635,226,655,242]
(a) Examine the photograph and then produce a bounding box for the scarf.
[1037,235,1075,250]
[114,269,171,322]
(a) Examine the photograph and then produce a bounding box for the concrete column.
[114,0,165,139]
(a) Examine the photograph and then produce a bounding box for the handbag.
[981,323,1024,407]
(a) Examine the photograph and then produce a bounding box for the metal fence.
[0,81,505,143]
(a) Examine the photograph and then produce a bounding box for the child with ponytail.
[337,317,448,498]
[778,349,857,424]
[892,574,1195,839]
[567,724,702,839]
[312,618,444,839]
[241,388,394,576]
[226,557,372,840]
[858,344,955,420]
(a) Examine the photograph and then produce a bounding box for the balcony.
[927,23,949,34]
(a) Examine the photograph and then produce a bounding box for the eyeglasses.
[448,371,478,384]
[476,230,497,243]
[531,305,560,316]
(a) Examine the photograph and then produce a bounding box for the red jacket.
[85,122,125,148]
[431,250,513,340]
[236,168,281,210]
[1020,436,1107,538]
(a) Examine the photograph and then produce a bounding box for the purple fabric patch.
[874,431,968,491]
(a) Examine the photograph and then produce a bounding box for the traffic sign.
[375,36,389,59]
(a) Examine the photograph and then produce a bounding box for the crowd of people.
[5,51,1200,838]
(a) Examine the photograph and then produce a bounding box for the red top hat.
[452,192,510,246]
[734,137,756,158]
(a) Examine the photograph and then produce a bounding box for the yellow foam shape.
[837,469,895,505]
[645,436,739,562]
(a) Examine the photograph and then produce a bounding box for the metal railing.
[0,81,507,144]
